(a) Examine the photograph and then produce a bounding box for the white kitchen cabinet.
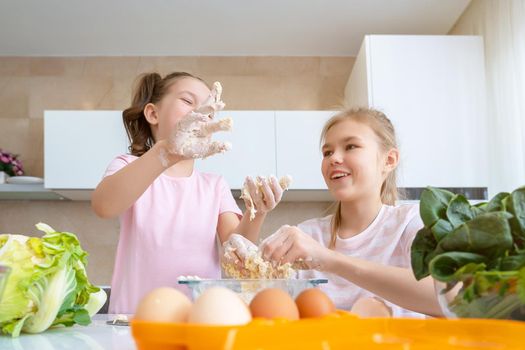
[195,111,276,189]
[275,111,336,190]
[344,35,488,191]
[44,111,128,198]
[41,110,337,201]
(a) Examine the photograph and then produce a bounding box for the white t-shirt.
[298,204,426,318]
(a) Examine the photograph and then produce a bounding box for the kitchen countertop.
[0,315,135,350]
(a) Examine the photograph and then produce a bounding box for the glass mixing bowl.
[179,278,328,304]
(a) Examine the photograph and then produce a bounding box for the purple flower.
[0,149,24,176]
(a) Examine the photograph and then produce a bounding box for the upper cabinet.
[275,111,335,190]
[43,110,334,200]
[44,110,128,197]
[195,111,276,189]
[344,35,488,190]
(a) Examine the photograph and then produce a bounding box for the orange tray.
[131,311,525,350]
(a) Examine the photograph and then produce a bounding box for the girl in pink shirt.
[252,108,441,317]
[92,72,283,314]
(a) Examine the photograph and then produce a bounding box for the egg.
[188,287,252,325]
[295,288,336,318]
[249,288,299,320]
[134,287,192,322]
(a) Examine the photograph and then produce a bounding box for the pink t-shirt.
[298,204,426,318]
[104,154,242,314]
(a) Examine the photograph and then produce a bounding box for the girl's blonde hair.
[320,107,400,248]
[122,72,207,156]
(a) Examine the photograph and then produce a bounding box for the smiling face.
[321,119,394,203]
[144,77,211,142]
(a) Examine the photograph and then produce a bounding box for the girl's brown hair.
[122,72,206,156]
[320,107,401,248]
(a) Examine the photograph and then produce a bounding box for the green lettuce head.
[0,223,106,337]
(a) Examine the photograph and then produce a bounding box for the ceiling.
[0,0,471,57]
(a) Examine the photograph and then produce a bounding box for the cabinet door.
[346,35,488,189]
[275,111,336,189]
[194,111,276,189]
[44,111,128,189]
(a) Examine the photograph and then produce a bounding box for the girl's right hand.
[259,225,330,271]
[165,111,232,160]
[163,82,233,162]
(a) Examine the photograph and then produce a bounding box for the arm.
[260,226,443,317]
[217,211,268,244]
[92,92,231,219]
[91,141,181,218]
[325,252,442,316]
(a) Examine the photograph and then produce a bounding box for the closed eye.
[181,98,193,105]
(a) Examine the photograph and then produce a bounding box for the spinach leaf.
[429,252,486,282]
[505,187,525,244]
[485,192,510,212]
[499,253,525,271]
[419,187,454,227]
[518,267,525,303]
[446,194,483,228]
[411,227,437,280]
[438,212,513,259]
[431,219,454,242]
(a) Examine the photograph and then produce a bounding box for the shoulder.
[114,154,138,164]
[195,171,226,184]
[384,203,424,247]
[383,203,420,222]
[298,215,332,234]
[194,171,232,190]
[104,154,138,177]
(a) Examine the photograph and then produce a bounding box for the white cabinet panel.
[195,111,276,189]
[345,35,488,189]
[44,111,128,189]
[275,111,336,190]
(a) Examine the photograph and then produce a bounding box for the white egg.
[188,287,252,325]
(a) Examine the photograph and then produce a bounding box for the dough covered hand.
[222,233,296,279]
[161,82,233,165]
[241,175,292,220]
[260,225,327,271]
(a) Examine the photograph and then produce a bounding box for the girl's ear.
[143,103,159,125]
[384,148,399,172]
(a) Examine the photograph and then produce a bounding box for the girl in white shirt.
[259,108,441,317]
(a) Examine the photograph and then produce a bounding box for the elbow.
[91,192,118,219]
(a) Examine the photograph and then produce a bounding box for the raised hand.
[161,82,233,164]
[241,175,292,220]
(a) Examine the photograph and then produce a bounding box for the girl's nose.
[329,152,343,165]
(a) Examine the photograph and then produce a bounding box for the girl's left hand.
[243,176,284,215]
[259,225,330,270]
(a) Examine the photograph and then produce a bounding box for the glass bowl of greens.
[434,278,525,320]
[411,186,525,321]
[0,265,11,302]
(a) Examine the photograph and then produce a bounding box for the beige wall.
[0,56,354,285]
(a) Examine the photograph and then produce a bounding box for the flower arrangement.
[0,149,24,176]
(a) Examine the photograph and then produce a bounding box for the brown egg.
[134,287,192,322]
[249,288,299,320]
[295,288,336,318]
